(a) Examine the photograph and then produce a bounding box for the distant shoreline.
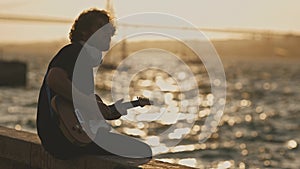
[1,37,299,65]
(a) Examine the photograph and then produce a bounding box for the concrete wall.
[0,126,194,169]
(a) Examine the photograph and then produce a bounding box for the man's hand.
[113,98,128,116]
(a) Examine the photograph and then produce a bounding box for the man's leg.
[83,130,152,166]
[85,130,152,158]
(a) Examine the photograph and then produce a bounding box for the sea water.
[0,56,299,169]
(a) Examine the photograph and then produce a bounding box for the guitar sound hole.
[72,127,76,131]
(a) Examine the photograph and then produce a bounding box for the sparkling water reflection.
[1,57,300,168]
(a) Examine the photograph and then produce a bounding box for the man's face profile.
[87,22,115,51]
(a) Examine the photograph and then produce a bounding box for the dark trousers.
[40,127,152,162]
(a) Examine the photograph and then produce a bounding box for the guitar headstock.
[137,97,153,107]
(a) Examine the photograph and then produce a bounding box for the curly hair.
[69,8,113,43]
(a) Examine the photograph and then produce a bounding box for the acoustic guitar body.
[50,95,151,147]
[51,95,93,146]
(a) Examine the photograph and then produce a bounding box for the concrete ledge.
[0,126,195,169]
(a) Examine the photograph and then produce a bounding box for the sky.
[0,0,300,42]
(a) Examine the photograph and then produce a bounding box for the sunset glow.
[1,0,300,42]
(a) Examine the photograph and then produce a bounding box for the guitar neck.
[121,100,141,110]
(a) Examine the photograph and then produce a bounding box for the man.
[36,8,152,160]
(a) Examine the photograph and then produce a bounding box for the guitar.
[50,95,152,146]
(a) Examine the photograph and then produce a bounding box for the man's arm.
[46,67,122,120]
[46,67,75,101]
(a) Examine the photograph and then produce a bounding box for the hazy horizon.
[1,0,300,42]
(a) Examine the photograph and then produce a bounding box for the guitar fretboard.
[121,100,141,109]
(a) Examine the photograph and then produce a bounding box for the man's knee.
[143,143,153,158]
[133,141,152,158]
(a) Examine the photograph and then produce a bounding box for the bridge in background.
[0,14,299,39]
